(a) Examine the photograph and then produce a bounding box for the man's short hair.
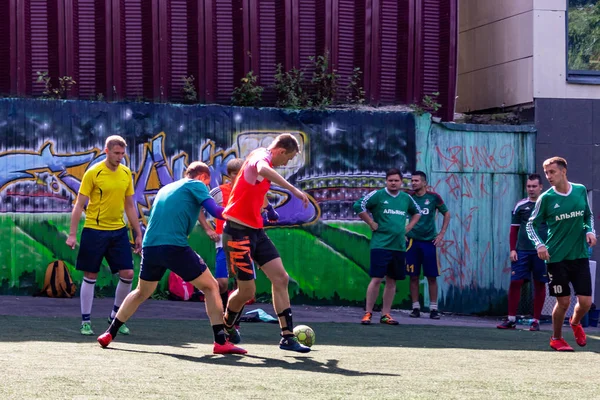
[271,134,300,154]
[386,168,402,179]
[543,156,567,170]
[226,158,244,176]
[185,161,210,179]
[105,135,127,150]
[527,173,542,185]
[413,170,427,182]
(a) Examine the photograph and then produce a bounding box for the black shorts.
[222,221,280,281]
[546,258,592,297]
[139,245,208,282]
[76,227,134,274]
[370,249,406,280]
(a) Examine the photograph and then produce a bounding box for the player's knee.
[410,276,419,282]
[427,276,437,284]
[578,297,592,310]
[555,297,570,310]
[271,271,289,289]
[217,279,228,293]
[119,269,134,280]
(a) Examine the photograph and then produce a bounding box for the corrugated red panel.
[332,0,366,103]
[396,0,414,104]
[377,0,399,104]
[66,0,111,100]
[19,0,64,97]
[113,0,159,101]
[0,0,15,95]
[415,0,457,120]
[249,0,289,104]
[293,0,327,72]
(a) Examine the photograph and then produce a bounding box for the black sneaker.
[225,326,241,344]
[279,336,311,353]
[429,310,441,320]
[496,320,516,329]
[409,308,420,318]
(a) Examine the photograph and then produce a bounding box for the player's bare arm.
[434,211,451,247]
[256,163,309,207]
[357,211,378,231]
[197,212,219,242]
[66,193,89,249]
[125,195,143,253]
[405,213,421,234]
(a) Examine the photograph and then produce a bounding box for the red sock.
[508,280,524,316]
[533,280,546,320]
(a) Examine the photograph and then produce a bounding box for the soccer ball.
[293,325,315,347]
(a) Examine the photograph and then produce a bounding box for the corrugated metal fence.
[0,0,457,120]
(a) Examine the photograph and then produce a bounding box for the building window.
[567,0,600,83]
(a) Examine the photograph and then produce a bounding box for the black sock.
[213,324,227,345]
[220,291,229,310]
[108,318,124,338]
[277,308,294,337]
[224,308,241,328]
[233,306,245,326]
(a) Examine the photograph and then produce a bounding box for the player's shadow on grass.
[110,347,400,377]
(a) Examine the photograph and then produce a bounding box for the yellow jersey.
[79,161,135,230]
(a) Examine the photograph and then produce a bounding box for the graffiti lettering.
[435,145,514,172]
[431,174,509,201]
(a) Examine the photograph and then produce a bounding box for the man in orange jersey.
[222,134,311,353]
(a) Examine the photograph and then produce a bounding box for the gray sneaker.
[409,308,421,318]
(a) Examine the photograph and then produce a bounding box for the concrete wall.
[457,0,534,112]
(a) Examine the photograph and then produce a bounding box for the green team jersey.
[406,191,448,241]
[511,198,547,251]
[526,183,594,263]
[353,188,421,251]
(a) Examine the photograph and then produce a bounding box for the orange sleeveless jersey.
[223,149,272,229]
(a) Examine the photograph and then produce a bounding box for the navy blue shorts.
[370,249,406,280]
[215,247,228,279]
[406,239,439,278]
[222,221,280,281]
[511,250,548,282]
[76,227,133,274]
[139,245,208,282]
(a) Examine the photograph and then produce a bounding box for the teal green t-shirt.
[526,183,594,263]
[353,188,421,251]
[143,178,212,247]
[406,191,448,241]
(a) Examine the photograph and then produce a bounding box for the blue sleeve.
[202,198,224,220]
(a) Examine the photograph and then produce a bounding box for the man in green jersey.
[353,168,421,325]
[527,157,596,352]
[406,171,450,320]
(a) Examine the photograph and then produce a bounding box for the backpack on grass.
[38,260,77,298]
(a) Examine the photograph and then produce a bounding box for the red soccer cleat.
[97,332,113,348]
[550,337,574,352]
[570,317,587,347]
[213,340,247,355]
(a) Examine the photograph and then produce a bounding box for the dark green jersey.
[511,198,547,251]
[406,191,448,241]
[527,183,594,263]
[353,188,421,251]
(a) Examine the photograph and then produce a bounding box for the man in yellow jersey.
[66,135,142,336]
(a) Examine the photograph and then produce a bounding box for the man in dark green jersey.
[353,168,421,325]
[498,174,548,331]
[406,171,450,320]
[527,157,596,352]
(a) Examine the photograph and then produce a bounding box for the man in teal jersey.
[97,161,246,355]
[527,157,596,352]
[353,168,421,325]
[406,171,450,320]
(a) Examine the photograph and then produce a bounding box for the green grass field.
[1,316,599,399]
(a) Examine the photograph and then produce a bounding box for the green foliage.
[568,1,600,71]
[410,92,441,116]
[231,71,264,106]
[345,67,365,104]
[273,63,310,108]
[36,72,76,99]
[181,75,198,102]
[309,51,339,108]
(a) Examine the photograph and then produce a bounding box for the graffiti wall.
[416,120,537,314]
[0,98,417,307]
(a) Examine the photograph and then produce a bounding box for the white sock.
[412,302,420,310]
[80,278,96,323]
[430,302,438,311]
[111,277,133,320]
[508,315,516,322]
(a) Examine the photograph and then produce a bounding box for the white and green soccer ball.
[293,325,315,347]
